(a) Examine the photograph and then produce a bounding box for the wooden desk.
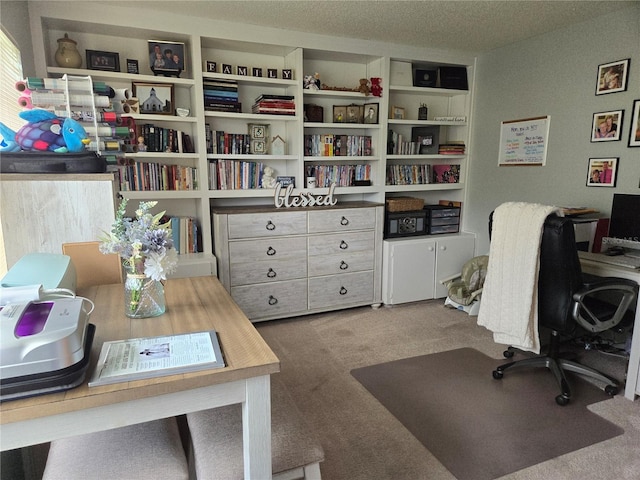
[0,276,280,479]
[579,256,640,401]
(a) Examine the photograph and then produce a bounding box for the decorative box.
[385,196,424,213]
[304,104,323,123]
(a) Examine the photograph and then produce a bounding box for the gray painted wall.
[1,1,35,76]
[467,5,640,254]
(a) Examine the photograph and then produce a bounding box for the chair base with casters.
[492,330,620,406]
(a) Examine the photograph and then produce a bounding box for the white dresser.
[212,202,384,322]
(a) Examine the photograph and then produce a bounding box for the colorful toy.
[0,109,89,153]
[371,77,383,97]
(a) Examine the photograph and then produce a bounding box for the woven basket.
[385,196,424,212]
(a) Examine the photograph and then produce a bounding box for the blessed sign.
[274,183,338,208]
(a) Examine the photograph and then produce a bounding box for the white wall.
[467,5,640,254]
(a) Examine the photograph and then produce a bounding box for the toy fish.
[0,109,89,153]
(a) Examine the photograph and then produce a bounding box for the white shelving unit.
[28,5,475,280]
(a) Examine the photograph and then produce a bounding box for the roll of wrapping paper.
[84,126,134,138]
[113,88,131,102]
[18,95,33,109]
[31,91,111,108]
[53,110,121,124]
[87,140,123,152]
[26,77,112,96]
[15,80,31,94]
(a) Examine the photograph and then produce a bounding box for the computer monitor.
[602,193,640,256]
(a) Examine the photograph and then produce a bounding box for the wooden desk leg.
[243,375,272,479]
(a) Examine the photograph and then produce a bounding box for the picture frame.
[126,59,139,74]
[148,40,186,76]
[596,58,629,95]
[392,106,405,120]
[591,110,623,142]
[629,100,640,147]
[363,103,379,124]
[586,157,618,187]
[333,105,347,123]
[132,82,175,115]
[86,50,120,72]
[346,104,361,123]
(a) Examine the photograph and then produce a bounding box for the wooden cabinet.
[381,233,475,305]
[213,202,384,322]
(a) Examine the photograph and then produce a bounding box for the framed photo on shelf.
[126,59,139,74]
[586,157,618,187]
[629,100,640,147]
[86,50,120,72]
[333,106,347,123]
[132,82,175,115]
[363,103,379,124]
[148,40,186,75]
[392,106,405,120]
[346,104,361,123]
[591,110,623,142]
[595,58,629,95]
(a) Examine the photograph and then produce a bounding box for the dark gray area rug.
[351,348,623,480]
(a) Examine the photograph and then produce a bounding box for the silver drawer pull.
[340,216,349,226]
[267,246,276,256]
[268,295,278,305]
[339,286,348,295]
[340,261,349,270]
[267,268,277,278]
[340,240,348,250]
[266,220,276,231]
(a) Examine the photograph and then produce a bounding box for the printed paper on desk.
[89,330,225,387]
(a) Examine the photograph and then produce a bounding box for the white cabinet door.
[434,234,476,299]
[382,238,436,305]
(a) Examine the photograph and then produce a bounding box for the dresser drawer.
[308,251,374,276]
[308,231,374,256]
[229,237,307,262]
[231,279,308,320]
[308,271,374,309]
[230,258,306,286]
[308,208,376,233]
[227,211,307,239]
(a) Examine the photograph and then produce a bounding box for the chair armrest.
[572,277,638,332]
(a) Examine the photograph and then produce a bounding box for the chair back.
[537,216,583,332]
[62,241,123,290]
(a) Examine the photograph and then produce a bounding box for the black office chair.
[490,214,638,405]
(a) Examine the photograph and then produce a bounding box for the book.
[88,330,225,387]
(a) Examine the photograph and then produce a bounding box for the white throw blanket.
[477,202,564,354]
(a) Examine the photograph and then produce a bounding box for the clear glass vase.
[124,272,166,318]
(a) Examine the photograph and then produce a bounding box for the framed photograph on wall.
[148,40,186,75]
[629,100,640,147]
[591,110,623,142]
[586,157,618,187]
[132,82,175,115]
[86,50,120,72]
[595,58,629,95]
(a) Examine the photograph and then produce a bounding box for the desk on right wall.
[580,257,640,401]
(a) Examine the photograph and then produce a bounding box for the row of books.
[137,124,195,153]
[167,216,201,255]
[113,160,199,191]
[203,79,241,113]
[251,94,295,115]
[304,134,373,157]
[386,164,431,185]
[205,128,252,155]
[208,159,265,190]
[305,164,371,187]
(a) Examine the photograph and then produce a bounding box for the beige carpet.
[256,300,640,480]
[351,348,622,480]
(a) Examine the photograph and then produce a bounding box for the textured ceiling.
[122,0,636,54]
